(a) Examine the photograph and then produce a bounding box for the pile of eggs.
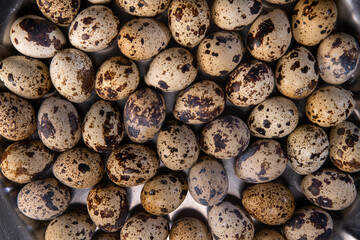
[0,0,359,239]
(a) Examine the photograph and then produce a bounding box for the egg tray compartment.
[0,0,360,239]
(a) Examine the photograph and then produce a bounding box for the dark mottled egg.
[92,232,120,240]
[36,0,80,27]
[254,229,285,240]
[170,217,212,240]
[116,0,171,17]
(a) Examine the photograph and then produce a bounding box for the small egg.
[45,212,96,240]
[301,168,357,210]
[0,92,36,141]
[116,0,171,17]
[120,212,169,240]
[236,139,287,183]
[305,86,355,127]
[173,80,225,124]
[247,9,292,62]
[95,56,140,101]
[36,0,80,27]
[170,217,212,240]
[87,182,129,232]
[69,5,120,52]
[92,232,120,240]
[284,206,333,240]
[168,0,210,48]
[287,124,329,175]
[17,178,70,220]
[141,173,188,215]
[1,140,54,184]
[200,115,250,159]
[88,0,111,3]
[0,55,52,99]
[292,0,337,46]
[188,156,228,206]
[197,31,244,76]
[265,0,296,4]
[254,229,285,240]
[53,147,104,189]
[208,201,255,240]
[37,96,82,152]
[157,120,200,171]
[226,60,274,107]
[317,32,360,85]
[242,182,296,225]
[106,144,159,187]
[124,88,166,143]
[212,0,263,30]
[145,48,197,92]
[118,18,171,61]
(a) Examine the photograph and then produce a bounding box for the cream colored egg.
[170,218,212,240]
[254,230,285,240]
[36,0,80,27]
[116,0,171,17]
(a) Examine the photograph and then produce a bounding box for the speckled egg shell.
[275,46,319,99]
[53,147,104,189]
[188,156,228,206]
[197,31,244,76]
[141,173,188,215]
[120,212,169,240]
[145,48,197,92]
[0,92,36,141]
[254,229,285,240]
[87,182,129,232]
[265,0,296,4]
[36,0,80,27]
[37,96,82,152]
[45,212,96,240]
[118,18,171,61]
[50,48,94,103]
[287,124,329,175]
[106,144,159,187]
[284,206,333,240]
[10,15,66,58]
[124,88,166,143]
[157,120,199,171]
[248,96,299,138]
[69,5,119,52]
[236,139,287,183]
[116,0,171,17]
[208,201,255,240]
[92,232,120,240]
[17,178,70,220]
[170,217,212,240]
[212,0,263,30]
[173,80,225,124]
[329,121,360,173]
[168,0,210,48]
[95,56,140,101]
[242,182,296,225]
[200,115,250,159]
[226,60,274,107]
[301,168,357,210]
[247,9,291,62]
[0,55,52,99]
[305,86,355,128]
[88,0,111,3]
[292,0,337,46]
[317,32,360,85]
[1,140,54,184]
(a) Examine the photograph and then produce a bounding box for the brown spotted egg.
[116,0,171,17]
[292,0,337,46]
[106,144,159,187]
[212,0,263,30]
[118,18,171,61]
[50,48,94,103]
[226,60,274,107]
[235,139,287,183]
[95,56,140,101]
[173,80,225,124]
[265,0,296,4]
[301,168,357,210]
[254,230,285,240]
[305,86,355,127]
[208,201,255,240]
[168,0,210,48]
[247,8,292,62]
[36,0,80,27]
[197,31,244,76]
[69,5,120,52]
[141,173,188,216]
[93,232,120,240]
[242,182,296,225]
[317,32,360,85]
[17,178,70,220]
[124,88,166,143]
[170,217,212,240]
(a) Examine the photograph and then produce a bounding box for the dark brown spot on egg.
[314,196,333,208]
[39,113,56,139]
[174,8,183,21]
[67,112,79,136]
[82,17,95,25]
[307,178,322,196]
[309,210,328,230]
[247,19,274,50]
[285,212,305,230]
[250,0,262,15]
[78,163,90,174]
[290,61,300,71]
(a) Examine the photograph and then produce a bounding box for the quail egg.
[254,230,285,240]
[88,0,111,3]
[36,0,80,27]
[116,0,171,17]
[170,217,212,240]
